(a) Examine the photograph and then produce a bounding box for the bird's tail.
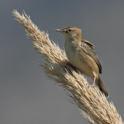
[95,77,108,97]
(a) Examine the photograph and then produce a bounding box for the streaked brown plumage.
[56,27,108,97]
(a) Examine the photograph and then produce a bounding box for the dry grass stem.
[13,10,123,124]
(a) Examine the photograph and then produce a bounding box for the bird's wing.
[80,41,102,73]
[82,39,95,49]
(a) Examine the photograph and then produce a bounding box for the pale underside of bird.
[56,26,108,97]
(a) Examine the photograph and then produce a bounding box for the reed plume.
[12,10,123,124]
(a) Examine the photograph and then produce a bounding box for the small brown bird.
[56,26,108,97]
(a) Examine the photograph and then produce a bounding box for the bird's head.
[56,27,82,42]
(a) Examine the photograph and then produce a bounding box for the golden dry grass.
[13,10,123,124]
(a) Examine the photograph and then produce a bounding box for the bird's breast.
[64,41,82,67]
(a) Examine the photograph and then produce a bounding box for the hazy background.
[1,0,124,124]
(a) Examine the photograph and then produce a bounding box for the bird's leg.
[92,72,97,85]
[93,77,96,86]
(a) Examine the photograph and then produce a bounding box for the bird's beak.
[56,28,66,32]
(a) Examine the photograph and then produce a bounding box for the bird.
[56,26,108,97]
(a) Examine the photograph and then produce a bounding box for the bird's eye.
[68,29,71,32]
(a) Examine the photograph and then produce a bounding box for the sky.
[1,0,124,124]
